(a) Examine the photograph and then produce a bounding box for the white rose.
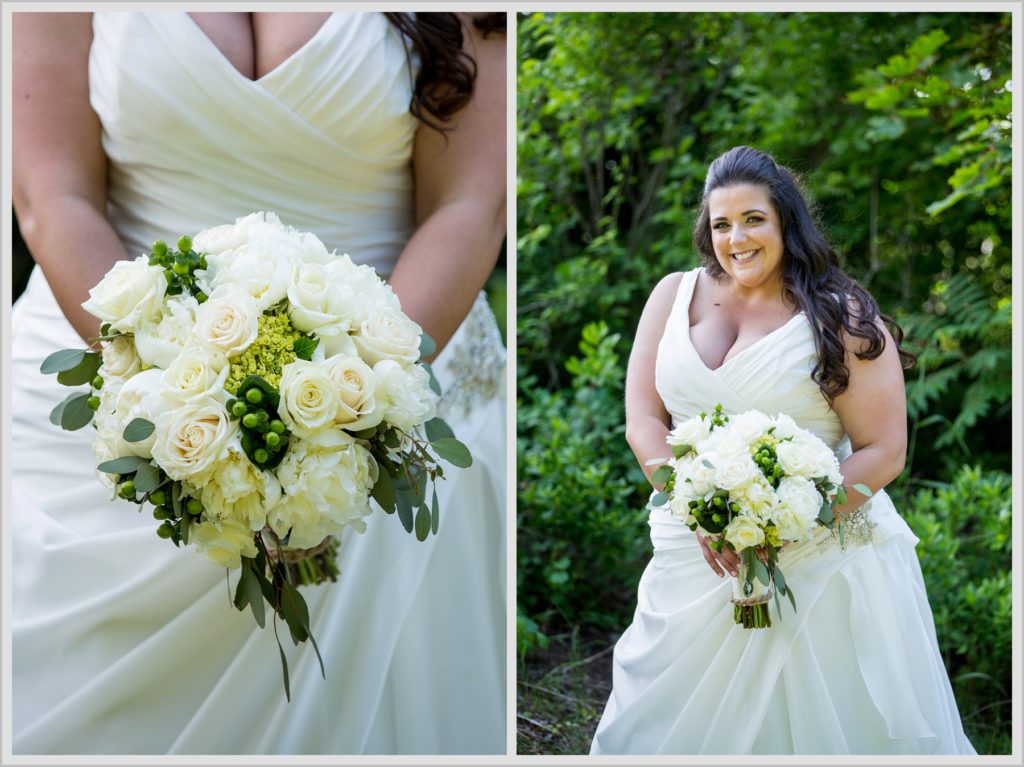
[82,256,167,333]
[287,260,348,336]
[324,355,384,431]
[773,475,824,540]
[775,440,819,478]
[199,231,296,311]
[192,223,248,255]
[151,398,237,483]
[191,517,259,569]
[713,450,759,491]
[666,415,713,455]
[199,443,280,531]
[269,431,378,549]
[724,515,766,551]
[353,308,422,367]
[161,345,230,405]
[100,334,142,382]
[373,360,438,433]
[726,410,773,446]
[278,359,341,438]
[134,295,200,369]
[112,368,166,458]
[194,284,259,357]
[771,413,802,440]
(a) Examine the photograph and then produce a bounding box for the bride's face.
[707,183,785,292]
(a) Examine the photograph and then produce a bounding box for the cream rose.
[713,450,759,491]
[666,415,713,456]
[100,334,142,383]
[192,223,248,256]
[278,359,341,438]
[161,345,229,405]
[324,355,384,431]
[194,285,259,357]
[151,398,236,483]
[82,256,167,333]
[727,410,774,446]
[724,515,766,550]
[353,308,422,367]
[373,360,438,433]
[191,517,259,569]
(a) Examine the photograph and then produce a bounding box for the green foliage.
[517,322,648,634]
[904,466,1012,754]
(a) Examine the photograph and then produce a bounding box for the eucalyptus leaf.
[371,471,396,514]
[650,491,669,506]
[123,418,155,443]
[432,437,473,468]
[419,332,437,358]
[243,562,265,628]
[275,629,291,702]
[57,351,101,386]
[701,458,715,470]
[40,348,86,375]
[170,481,182,519]
[752,557,770,586]
[424,417,455,442]
[851,483,874,497]
[430,486,439,535]
[650,464,673,485]
[134,462,161,494]
[395,489,414,533]
[180,507,193,545]
[818,498,834,526]
[60,393,95,431]
[50,391,81,426]
[421,362,442,395]
[644,456,669,466]
[414,503,430,541]
[281,581,325,679]
[774,564,788,595]
[97,455,150,475]
[836,486,848,505]
[292,336,320,361]
[671,444,692,458]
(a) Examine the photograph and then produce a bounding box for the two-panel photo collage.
[4,5,1018,763]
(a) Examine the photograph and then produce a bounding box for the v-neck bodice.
[89,12,418,276]
[655,268,850,456]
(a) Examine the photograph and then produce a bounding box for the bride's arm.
[387,14,506,359]
[12,12,129,344]
[830,319,908,515]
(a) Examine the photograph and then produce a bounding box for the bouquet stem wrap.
[730,570,773,629]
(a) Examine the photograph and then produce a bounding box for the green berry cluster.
[685,489,739,536]
[227,384,290,468]
[115,472,200,547]
[225,312,301,395]
[752,440,783,488]
[86,371,104,411]
[148,235,208,302]
[699,403,729,429]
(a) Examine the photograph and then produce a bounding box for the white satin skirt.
[11,268,507,755]
[590,491,976,755]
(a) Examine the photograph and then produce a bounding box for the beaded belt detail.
[438,292,505,419]
[817,499,877,551]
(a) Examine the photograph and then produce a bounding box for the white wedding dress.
[590,268,975,755]
[11,12,506,755]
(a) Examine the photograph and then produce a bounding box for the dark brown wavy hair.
[384,12,505,130]
[693,146,915,402]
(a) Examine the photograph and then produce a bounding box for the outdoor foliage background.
[516,11,1013,755]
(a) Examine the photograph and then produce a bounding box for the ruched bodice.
[656,268,850,456]
[89,12,417,272]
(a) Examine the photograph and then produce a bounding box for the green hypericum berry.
[119,481,136,499]
[153,506,171,520]
[265,432,281,448]
[87,395,101,410]
[153,240,168,257]
[232,401,248,418]
[270,420,286,434]
[242,413,259,429]
[172,261,190,276]
[196,291,209,303]
[198,256,208,270]
[177,235,193,252]
[185,497,203,516]
[254,448,269,464]
[92,375,104,390]
[712,513,722,524]
[245,388,264,405]
[149,489,167,506]
[157,522,175,539]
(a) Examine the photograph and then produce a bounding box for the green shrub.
[904,465,1012,753]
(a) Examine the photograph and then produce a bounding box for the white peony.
[269,431,378,549]
[776,439,820,478]
[667,415,714,456]
[161,345,229,405]
[373,360,438,433]
[100,334,142,383]
[730,476,779,523]
[192,223,248,256]
[278,359,341,438]
[151,397,237,483]
[198,443,280,532]
[197,224,297,311]
[771,413,802,440]
[774,475,824,540]
[324,355,384,431]
[194,284,259,357]
[111,368,165,458]
[724,515,766,551]
[191,517,259,569]
[352,308,422,367]
[134,294,200,369]
[82,256,167,333]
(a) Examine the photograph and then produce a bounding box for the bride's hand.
[697,533,739,578]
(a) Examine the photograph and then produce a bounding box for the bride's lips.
[731,248,760,262]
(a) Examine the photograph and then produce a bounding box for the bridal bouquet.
[41,212,470,697]
[651,405,869,629]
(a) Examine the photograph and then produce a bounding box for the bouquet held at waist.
[41,212,471,698]
[651,405,870,629]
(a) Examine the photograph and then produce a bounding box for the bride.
[590,146,975,755]
[11,11,506,755]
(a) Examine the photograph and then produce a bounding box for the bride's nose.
[729,226,749,247]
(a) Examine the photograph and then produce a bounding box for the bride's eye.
[712,222,730,231]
